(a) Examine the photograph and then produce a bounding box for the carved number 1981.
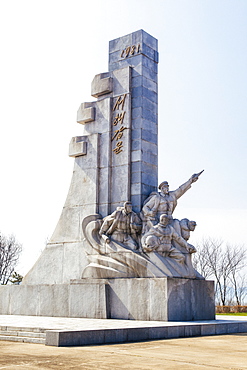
[120,44,141,59]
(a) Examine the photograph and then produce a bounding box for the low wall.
[0,278,215,321]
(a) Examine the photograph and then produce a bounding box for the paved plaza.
[0,332,246,369]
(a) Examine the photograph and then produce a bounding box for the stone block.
[142,172,157,187]
[79,98,111,136]
[142,87,158,103]
[69,282,107,318]
[45,331,59,346]
[110,165,130,204]
[131,64,143,77]
[142,76,158,92]
[109,50,121,65]
[141,129,157,144]
[98,167,110,204]
[77,103,95,124]
[167,278,215,321]
[109,30,157,55]
[239,322,247,332]
[201,324,216,336]
[39,285,69,317]
[131,170,141,184]
[148,326,168,340]
[132,75,142,88]
[132,137,142,151]
[141,183,157,196]
[131,129,141,140]
[63,243,88,283]
[132,85,142,98]
[110,55,143,72]
[104,328,128,343]
[9,285,39,315]
[112,67,131,95]
[215,323,228,335]
[167,326,185,339]
[142,97,157,113]
[154,50,159,63]
[142,65,157,82]
[133,30,158,51]
[69,137,87,157]
[227,322,240,334]
[98,203,110,219]
[99,132,111,168]
[142,150,158,166]
[22,242,87,286]
[132,107,142,120]
[142,108,157,123]
[109,33,133,54]
[49,204,98,245]
[184,324,201,337]
[132,118,157,134]
[91,73,113,98]
[132,75,158,94]
[131,183,141,196]
[127,327,150,342]
[142,50,158,71]
[131,149,142,162]
[0,286,10,314]
[23,245,64,285]
[142,140,158,155]
[132,96,143,109]
[130,194,142,212]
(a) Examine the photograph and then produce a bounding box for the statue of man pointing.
[141,171,203,233]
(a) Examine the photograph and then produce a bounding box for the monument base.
[0,277,215,321]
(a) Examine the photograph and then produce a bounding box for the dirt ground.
[0,333,247,369]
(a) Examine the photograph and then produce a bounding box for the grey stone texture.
[22,30,159,286]
[0,30,215,323]
[0,315,246,347]
[0,277,214,321]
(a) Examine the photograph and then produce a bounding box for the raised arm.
[173,170,204,199]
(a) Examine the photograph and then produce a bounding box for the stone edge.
[45,321,247,346]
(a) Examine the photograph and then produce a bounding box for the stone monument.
[0,30,215,321]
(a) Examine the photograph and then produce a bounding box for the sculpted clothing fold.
[141,178,193,234]
[99,207,142,250]
[141,223,190,263]
[142,178,192,220]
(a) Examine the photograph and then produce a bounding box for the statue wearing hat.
[141,171,203,233]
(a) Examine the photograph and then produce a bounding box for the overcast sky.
[0,0,246,275]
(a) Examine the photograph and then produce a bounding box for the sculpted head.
[124,201,132,214]
[159,181,169,195]
[159,214,170,226]
[188,220,197,231]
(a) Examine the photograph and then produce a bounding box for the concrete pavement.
[0,332,247,369]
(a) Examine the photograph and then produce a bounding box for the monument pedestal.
[0,277,215,321]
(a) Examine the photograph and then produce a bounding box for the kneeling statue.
[141,214,196,263]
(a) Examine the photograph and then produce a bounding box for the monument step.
[0,326,46,344]
[0,334,45,344]
[0,325,46,333]
[0,330,45,338]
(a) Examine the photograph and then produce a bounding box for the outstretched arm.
[173,170,204,199]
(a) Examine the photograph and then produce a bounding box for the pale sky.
[0,0,246,275]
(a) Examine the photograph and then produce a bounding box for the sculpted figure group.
[99,171,203,266]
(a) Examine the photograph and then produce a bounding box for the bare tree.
[193,238,246,306]
[229,270,247,306]
[0,233,22,285]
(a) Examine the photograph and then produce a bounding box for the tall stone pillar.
[109,30,159,212]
